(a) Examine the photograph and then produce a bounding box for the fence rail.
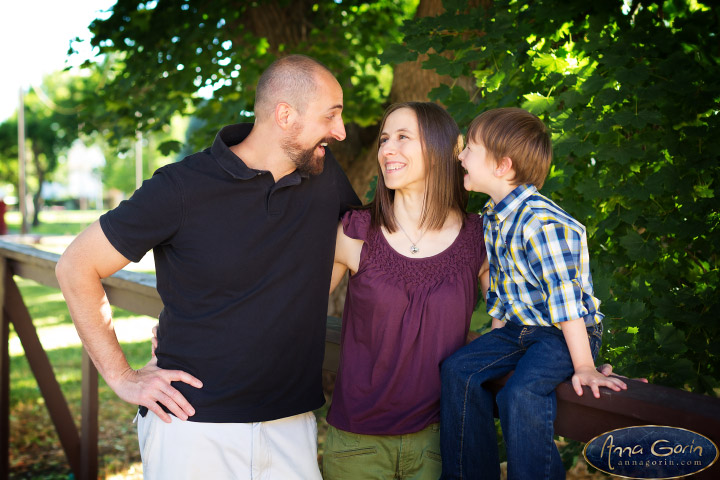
[1,239,719,479]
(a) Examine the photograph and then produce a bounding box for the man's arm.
[56,220,202,422]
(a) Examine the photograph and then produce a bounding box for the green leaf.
[522,93,555,114]
[693,183,715,199]
[158,140,183,156]
[619,230,644,256]
[532,53,569,73]
[422,54,464,77]
[378,43,415,65]
[654,324,689,355]
[620,300,645,321]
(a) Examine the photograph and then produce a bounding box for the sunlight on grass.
[9,316,156,357]
[105,462,143,479]
[5,209,104,229]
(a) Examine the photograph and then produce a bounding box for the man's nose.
[331,118,346,142]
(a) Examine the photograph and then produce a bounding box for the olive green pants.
[322,423,442,480]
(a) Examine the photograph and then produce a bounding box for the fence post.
[4,270,81,477]
[80,350,98,480]
[0,258,8,479]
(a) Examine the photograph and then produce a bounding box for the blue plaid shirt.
[483,184,603,328]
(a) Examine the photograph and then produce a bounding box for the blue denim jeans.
[439,321,602,480]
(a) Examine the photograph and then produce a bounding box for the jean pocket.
[424,449,442,463]
[329,446,378,459]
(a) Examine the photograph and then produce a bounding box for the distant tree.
[0,71,89,226]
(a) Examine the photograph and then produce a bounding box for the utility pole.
[17,89,28,235]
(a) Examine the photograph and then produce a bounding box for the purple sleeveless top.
[326,209,487,435]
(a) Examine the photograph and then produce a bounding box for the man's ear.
[495,156,513,177]
[275,102,297,131]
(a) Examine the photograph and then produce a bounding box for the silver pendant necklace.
[396,221,426,254]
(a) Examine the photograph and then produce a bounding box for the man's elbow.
[55,250,82,291]
[56,253,70,288]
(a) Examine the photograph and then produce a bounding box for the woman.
[322,102,489,480]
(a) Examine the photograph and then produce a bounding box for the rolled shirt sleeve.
[525,223,593,325]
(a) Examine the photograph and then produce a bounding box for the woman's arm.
[329,222,363,293]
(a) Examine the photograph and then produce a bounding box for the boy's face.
[459,139,497,194]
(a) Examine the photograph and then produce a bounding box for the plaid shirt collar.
[482,184,537,223]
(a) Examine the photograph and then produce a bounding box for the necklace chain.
[395,221,425,254]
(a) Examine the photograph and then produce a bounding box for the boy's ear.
[495,156,513,177]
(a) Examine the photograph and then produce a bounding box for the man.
[56,55,360,479]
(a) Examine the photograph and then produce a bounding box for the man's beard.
[281,127,330,176]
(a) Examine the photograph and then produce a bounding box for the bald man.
[56,55,360,479]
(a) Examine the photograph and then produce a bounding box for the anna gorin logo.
[584,425,718,479]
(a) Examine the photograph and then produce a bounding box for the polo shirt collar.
[210,123,309,181]
[483,184,536,222]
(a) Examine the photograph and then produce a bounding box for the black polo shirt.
[100,123,360,422]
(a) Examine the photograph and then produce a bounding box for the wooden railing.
[1,239,719,479]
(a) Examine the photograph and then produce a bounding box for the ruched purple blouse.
[326,209,487,435]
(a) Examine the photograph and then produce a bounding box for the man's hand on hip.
[111,361,203,423]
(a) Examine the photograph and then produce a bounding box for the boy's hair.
[467,108,552,189]
[371,102,467,232]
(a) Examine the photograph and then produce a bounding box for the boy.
[439,108,627,480]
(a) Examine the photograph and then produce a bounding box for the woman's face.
[377,108,426,192]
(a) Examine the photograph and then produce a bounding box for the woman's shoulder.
[463,212,485,235]
[459,212,487,259]
[341,208,372,241]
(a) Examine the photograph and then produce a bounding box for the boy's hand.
[561,318,628,398]
[572,365,627,398]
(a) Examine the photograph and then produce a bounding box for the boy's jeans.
[439,321,602,480]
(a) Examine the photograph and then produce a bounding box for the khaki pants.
[137,410,322,480]
[322,423,442,480]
